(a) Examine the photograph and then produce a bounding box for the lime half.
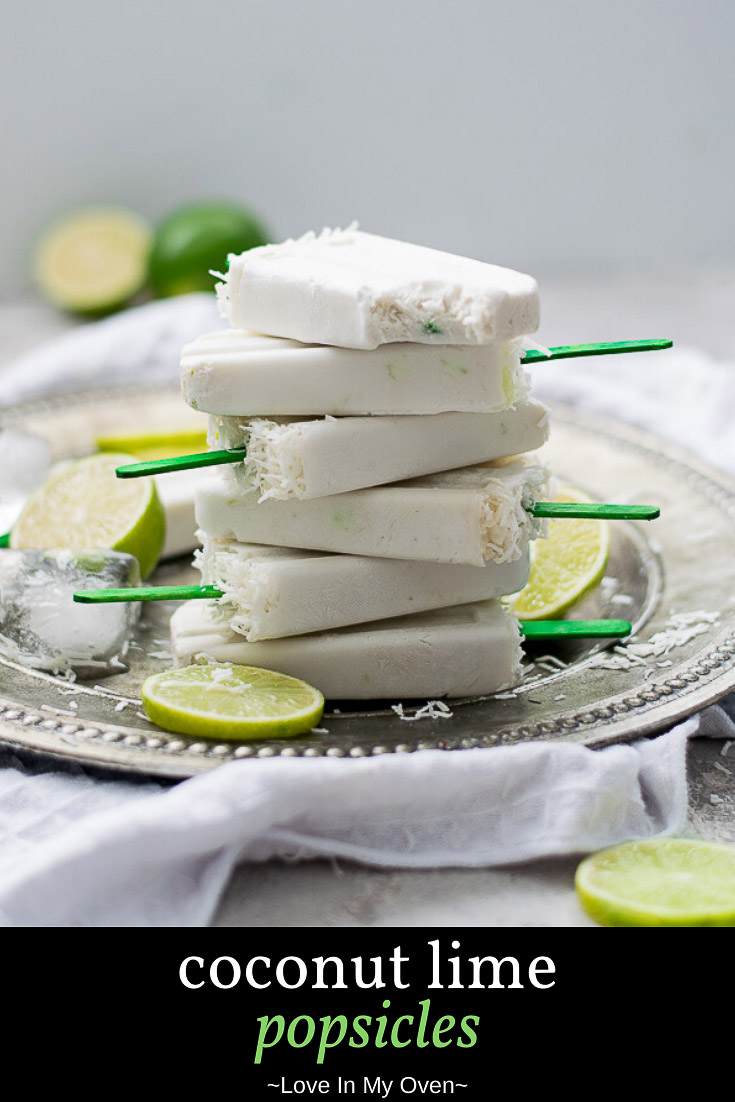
[141,664,325,740]
[11,452,165,579]
[148,201,270,297]
[511,484,610,620]
[576,838,735,927]
[36,207,151,314]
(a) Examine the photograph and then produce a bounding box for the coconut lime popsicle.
[208,400,549,501]
[198,537,530,641]
[216,226,539,350]
[181,330,529,417]
[170,599,523,699]
[195,459,549,566]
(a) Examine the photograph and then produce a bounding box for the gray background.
[2,0,733,294]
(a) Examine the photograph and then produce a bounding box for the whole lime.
[148,202,271,297]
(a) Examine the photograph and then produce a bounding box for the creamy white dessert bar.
[181,330,529,416]
[195,459,549,566]
[208,400,549,501]
[170,599,523,700]
[216,226,539,350]
[156,469,219,559]
[199,537,530,640]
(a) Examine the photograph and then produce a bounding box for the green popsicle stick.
[522,338,672,363]
[520,619,631,639]
[116,448,247,478]
[530,502,660,521]
[73,584,224,603]
[0,532,9,548]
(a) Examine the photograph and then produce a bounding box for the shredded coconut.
[480,463,549,563]
[93,685,133,700]
[41,704,77,718]
[520,336,552,358]
[532,653,569,671]
[210,666,233,682]
[392,700,453,722]
[588,609,720,672]
[201,543,274,640]
[151,673,254,696]
[209,415,309,501]
[245,419,308,501]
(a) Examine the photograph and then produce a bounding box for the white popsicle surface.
[156,468,219,559]
[182,329,528,416]
[216,226,539,350]
[196,460,548,566]
[200,537,530,640]
[208,400,550,501]
[170,599,523,700]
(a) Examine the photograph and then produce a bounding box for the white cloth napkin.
[4,710,732,927]
[0,299,732,926]
[0,294,220,408]
[530,344,735,474]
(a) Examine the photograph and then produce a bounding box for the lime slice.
[576,838,735,927]
[96,426,208,462]
[10,452,165,579]
[35,207,151,314]
[511,484,610,620]
[148,201,270,297]
[141,664,325,740]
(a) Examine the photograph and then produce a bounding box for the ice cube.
[0,429,51,533]
[0,549,141,676]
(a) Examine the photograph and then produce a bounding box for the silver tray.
[1,384,734,779]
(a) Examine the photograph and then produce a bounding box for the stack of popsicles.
[167,226,571,699]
